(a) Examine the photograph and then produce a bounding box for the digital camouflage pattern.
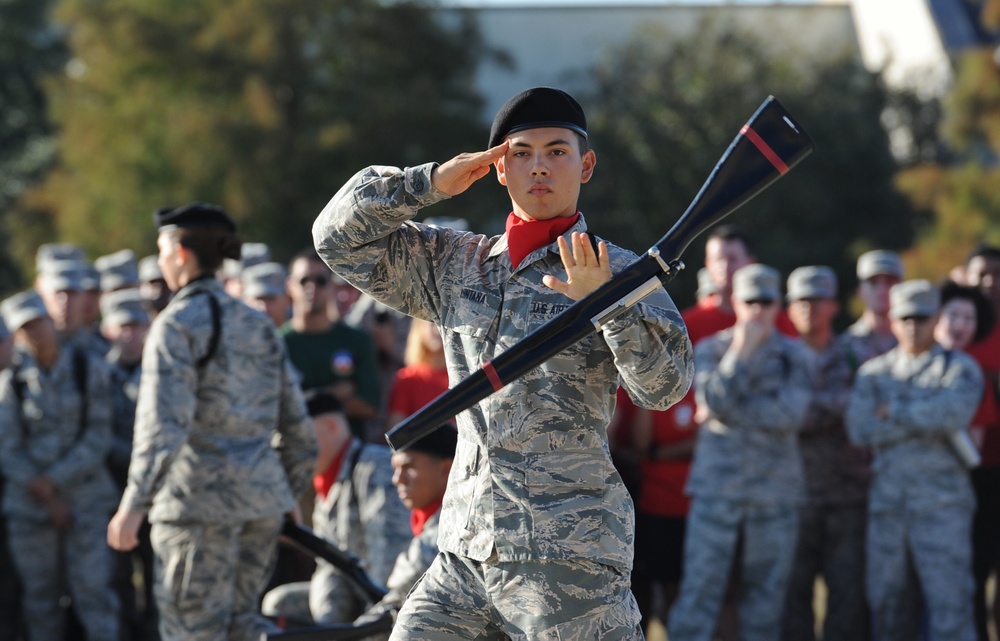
[313,163,693,573]
[669,329,811,641]
[847,343,982,641]
[685,328,812,504]
[105,357,141,488]
[0,346,119,641]
[838,317,896,373]
[381,507,442,610]
[119,277,317,522]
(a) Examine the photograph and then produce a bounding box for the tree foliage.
[575,23,920,312]
[0,0,67,294]
[9,0,499,277]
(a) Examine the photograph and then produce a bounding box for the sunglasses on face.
[899,315,932,324]
[743,299,776,307]
[299,275,329,287]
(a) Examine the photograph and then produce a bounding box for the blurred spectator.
[962,243,1000,641]
[782,267,869,641]
[668,265,811,641]
[355,423,458,632]
[841,250,903,369]
[384,319,449,431]
[0,314,22,641]
[262,392,410,626]
[137,254,171,321]
[281,249,380,437]
[80,262,103,333]
[847,279,981,641]
[100,290,157,641]
[221,241,271,298]
[0,289,120,641]
[242,262,291,328]
[95,250,139,294]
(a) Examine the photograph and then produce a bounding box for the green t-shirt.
[278,322,381,430]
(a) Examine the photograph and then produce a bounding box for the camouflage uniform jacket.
[0,346,117,521]
[118,277,317,523]
[313,163,693,571]
[686,328,812,504]
[105,354,141,487]
[846,343,982,512]
[798,339,870,506]
[839,317,896,372]
[313,439,411,584]
[382,509,441,608]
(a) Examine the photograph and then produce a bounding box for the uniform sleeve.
[355,456,413,584]
[698,336,812,433]
[601,298,694,412]
[0,371,41,484]
[273,356,319,499]
[118,317,198,513]
[47,356,113,488]
[887,356,983,434]
[381,526,438,606]
[845,365,906,446]
[312,164,453,322]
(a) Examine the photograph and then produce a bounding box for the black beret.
[304,390,344,418]
[154,202,237,233]
[405,424,458,460]
[488,87,588,149]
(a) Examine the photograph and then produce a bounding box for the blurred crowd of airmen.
[0,223,998,641]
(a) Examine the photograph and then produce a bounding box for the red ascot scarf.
[410,497,444,537]
[505,211,581,270]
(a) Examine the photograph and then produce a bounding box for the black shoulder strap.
[348,442,366,507]
[196,292,222,369]
[72,348,89,440]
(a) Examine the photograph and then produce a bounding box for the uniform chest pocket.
[442,287,502,340]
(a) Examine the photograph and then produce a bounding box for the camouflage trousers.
[6,514,120,641]
[782,503,869,641]
[867,504,976,641]
[262,561,370,625]
[667,498,798,641]
[389,551,643,641]
[151,515,284,641]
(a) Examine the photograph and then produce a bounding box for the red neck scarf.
[410,497,444,536]
[505,211,580,270]
[313,445,349,500]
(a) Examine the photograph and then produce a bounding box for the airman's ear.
[580,149,597,184]
[495,155,508,187]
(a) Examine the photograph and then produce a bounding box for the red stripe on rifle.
[740,124,789,175]
[483,361,503,391]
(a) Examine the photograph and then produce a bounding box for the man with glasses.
[669,264,812,641]
[847,279,982,641]
[280,249,381,438]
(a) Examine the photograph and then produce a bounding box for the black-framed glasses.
[299,275,329,287]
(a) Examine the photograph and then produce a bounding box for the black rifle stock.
[386,95,815,452]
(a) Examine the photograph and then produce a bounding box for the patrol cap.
[242,262,287,299]
[857,250,903,281]
[732,264,781,302]
[787,266,838,301]
[241,242,271,270]
[138,255,163,282]
[36,243,85,272]
[405,424,458,460]
[154,202,237,232]
[38,259,86,292]
[488,87,588,149]
[100,289,149,328]
[95,249,139,292]
[696,267,717,299]
[1,290,49,332]
[890,279,939,319]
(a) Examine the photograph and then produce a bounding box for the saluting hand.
[431,142,509,196]
[543,232,612,301]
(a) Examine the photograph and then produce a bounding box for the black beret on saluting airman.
[488,87,588,148]
[154,202,237,233]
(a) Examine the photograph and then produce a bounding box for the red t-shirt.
[387,364,450,418]
[966,324,1000,466]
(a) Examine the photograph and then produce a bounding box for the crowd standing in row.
[0,84,999,641]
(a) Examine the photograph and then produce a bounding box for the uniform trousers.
[151,515,283,641]
[389,550,643,641]
[782,503,869,641]
[7,515,119,641]
[668,497,798,641]
[867,504,976,641]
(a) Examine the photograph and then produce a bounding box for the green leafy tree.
[0,0,67,295]
[576,22,920,313]
[12,0,500,269]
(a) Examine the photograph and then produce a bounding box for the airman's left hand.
[542,232,611,301]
